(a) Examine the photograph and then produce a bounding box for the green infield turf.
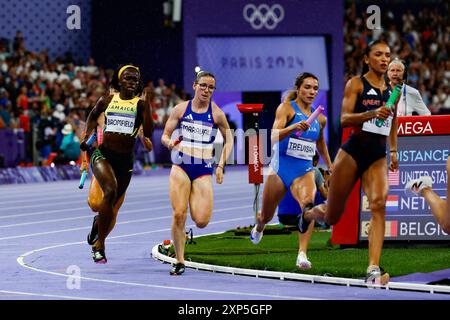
[180,225,450,279]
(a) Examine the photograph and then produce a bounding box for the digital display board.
[359,117,449,241]
[196,36,329,92]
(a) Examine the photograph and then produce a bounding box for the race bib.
[105,112,135,134]
[180,121,213,142]
[286,137,316,160]
[362,115,392,136]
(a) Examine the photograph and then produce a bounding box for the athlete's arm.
[213,103,233,169]
[81,95,111,150]
[79,129,89,174]
[161,102,186,150]
[388,101,398,172]
[340,77,392,127]
[138,126,153,151]
[270,102,309,144]
[316,114,333,171]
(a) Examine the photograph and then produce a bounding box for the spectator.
[344,0,449,114]
[52,103,66,122]
[53,123,80,165]
[387,59,431,116]
[154,78,166,96]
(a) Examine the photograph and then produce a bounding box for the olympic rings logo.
[243,4,285,30]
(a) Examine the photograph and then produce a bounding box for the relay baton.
[173,135,183,146]
[78,132,97,189]
[375,84,402,127]
[78,170,87,189]
[295,105,324,137]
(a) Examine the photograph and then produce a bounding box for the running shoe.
[249,225,263,244]
[87,215,99,245]
[404,176,433,197]
[365,265,389,285]
[170,263,185,275]
[296,251,312,270]
[92,248,107,264]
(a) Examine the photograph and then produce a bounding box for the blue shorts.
[173,152,213,181]
[270,154,314,189]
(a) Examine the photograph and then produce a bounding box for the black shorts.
[278,214,300,231]
[341,134,386,177]
[89,146,134,178]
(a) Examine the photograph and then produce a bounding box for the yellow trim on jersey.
[104,93,140,137]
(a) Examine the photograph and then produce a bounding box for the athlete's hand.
[292,120,310,133]
[168,136,182,150]
[389,151,398,172]
[215,166,224,184]
[143,137,153,151]
[168,140,178,151]
[80,160,89,174]
[374,106,392,121]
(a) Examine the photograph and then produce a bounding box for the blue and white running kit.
[270,100,321,189]
[173,100,217,181]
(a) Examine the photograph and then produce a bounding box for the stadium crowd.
[0,1,448,165]
[344,1,449,115]
[0,31,189,165]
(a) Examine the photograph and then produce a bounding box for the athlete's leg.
[105,173,131,235]
[361,157,388,269]
[91,158,118,251]
[304,149,359,225]
[422,156,450,233]
[255,170,287,232]
[421,189,447,230]
[88,174,127,247]
[87,176,103,212]
[169,165,191,265]
[291,171,316,254]
[445,156,450,233]
[189,175,213,229]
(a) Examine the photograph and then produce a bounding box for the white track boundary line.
[0,205,252,241]
[15,217,317,300]
[0,184,252,211]
[0,196,254,228]
[0,290,101,300]
[151,234,450,295]
[0,189,253,220]
[0,172,249,197]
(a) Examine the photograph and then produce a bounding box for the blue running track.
[0,168,448,300]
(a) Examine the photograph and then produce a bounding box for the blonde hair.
[388,58,405,71]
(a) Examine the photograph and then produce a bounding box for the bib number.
[286,137,316,160]
[362,115,392,136]
[105,113,135,135]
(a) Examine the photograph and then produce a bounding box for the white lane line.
[0,184,252,215]
[0,290,101,300]
[16,216,317,300]
[0,205,252,241]
[0,173,249,197]
[0,189,253,220]
[0,196,253,228]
